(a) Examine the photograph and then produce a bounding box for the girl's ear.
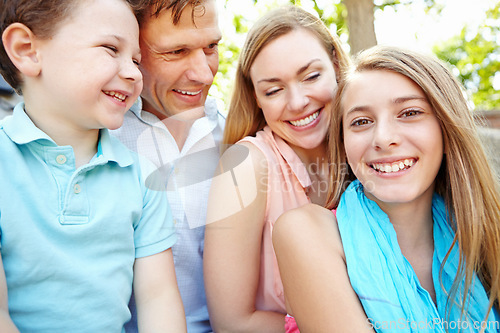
[2,23,42,77]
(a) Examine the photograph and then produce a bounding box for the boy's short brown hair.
[0,0,147,94]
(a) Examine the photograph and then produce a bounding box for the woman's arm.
[134,249,187,333]
[204,143,285,333]
[273,204,374,333]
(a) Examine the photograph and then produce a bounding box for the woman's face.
[250,29,337,153]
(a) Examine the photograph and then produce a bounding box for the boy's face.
[138,0,221,120]
[34,0,142,131]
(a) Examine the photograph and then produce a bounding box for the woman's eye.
[305,73,320,82]
[265,88,281,97]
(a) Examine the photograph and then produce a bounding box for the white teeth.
[104,91,126,102]
[371,159,416,173]
[174,89,202,96]
[289,111,320,127]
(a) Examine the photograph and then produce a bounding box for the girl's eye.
[351,118,372,127]
[133,59,140,66]
[401,109,422,118]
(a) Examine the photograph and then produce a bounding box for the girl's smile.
[342,70,443,208]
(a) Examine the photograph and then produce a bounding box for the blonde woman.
[274,46,500,332]
[203,6,350,332]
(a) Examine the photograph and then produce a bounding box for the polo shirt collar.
[5,102,133,168]
[96,129,133,167]
[3,102,55,145]
[264,126,312,188]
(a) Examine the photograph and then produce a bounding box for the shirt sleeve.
[133,155,177,258]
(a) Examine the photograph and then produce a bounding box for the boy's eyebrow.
[257,59,321,84]
[108,34,141,55]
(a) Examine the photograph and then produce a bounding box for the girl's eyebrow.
[392,95,427,104]
[256,59,321,84]
[345,95,428,116]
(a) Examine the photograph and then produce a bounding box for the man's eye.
[170,49,186,55]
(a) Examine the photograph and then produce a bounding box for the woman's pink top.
[239,126,312,313]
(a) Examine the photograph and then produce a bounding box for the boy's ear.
[2,23,42,77]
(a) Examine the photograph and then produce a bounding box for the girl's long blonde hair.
[222,5,350,152]
[326,45,500,324]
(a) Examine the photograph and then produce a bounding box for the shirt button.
[74,184,81,194]
[56,155,67,164]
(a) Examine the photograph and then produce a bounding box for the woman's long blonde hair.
[222,5,350,151]
[327,45,500,323]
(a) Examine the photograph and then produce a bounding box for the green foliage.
[215,0,498,112]
[433,3,500,110]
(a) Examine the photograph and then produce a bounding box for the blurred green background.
[211,0,500,112]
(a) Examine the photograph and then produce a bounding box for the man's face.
[139,0,221,119]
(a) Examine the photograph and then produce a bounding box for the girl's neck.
[366,188,435,250]
[368,191,437,303]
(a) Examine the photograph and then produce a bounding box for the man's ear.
[2,22,42,77]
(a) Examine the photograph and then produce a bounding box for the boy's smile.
[26,0,142,143]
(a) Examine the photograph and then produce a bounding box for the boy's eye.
[103,45,118,53]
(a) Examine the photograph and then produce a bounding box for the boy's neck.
[24,104,99,168]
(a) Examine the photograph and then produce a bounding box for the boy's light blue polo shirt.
[0,104,177,332]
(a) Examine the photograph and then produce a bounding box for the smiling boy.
[0,0,186,331]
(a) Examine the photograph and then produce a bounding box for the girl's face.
[250,28,337,155]
[342,70,443,209]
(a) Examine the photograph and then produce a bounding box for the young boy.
[0,0,186,332]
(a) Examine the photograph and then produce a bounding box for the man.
[111,1,224,332]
